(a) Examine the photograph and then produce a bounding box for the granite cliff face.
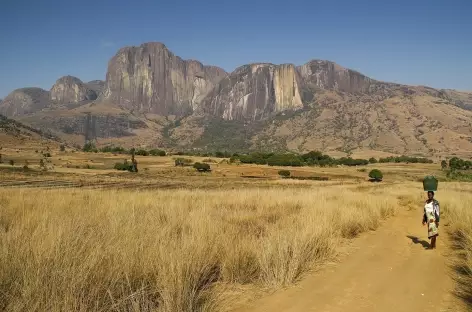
[201,60,407,121]
[0,88,50,117]
[298,60,374,93]
[101,42,227,116]
[202,63,304,121]
[2,41,472,157]
[50,76,98,104]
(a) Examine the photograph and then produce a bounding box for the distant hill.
[0,114,61,148]
[1,42,471,157]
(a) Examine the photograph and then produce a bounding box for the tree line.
[443,157,472,171]
[82,143,166,156]
[231,151,433,167]
[377,156,433,164]
[80,143,435,168]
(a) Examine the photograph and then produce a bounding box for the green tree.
[369,169,383,182]
[369,157,378,164]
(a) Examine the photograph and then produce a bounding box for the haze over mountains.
[1,42,472,157]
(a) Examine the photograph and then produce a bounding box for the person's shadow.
[406,235,430,249]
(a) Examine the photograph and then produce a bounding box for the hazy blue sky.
[0,0,471,98]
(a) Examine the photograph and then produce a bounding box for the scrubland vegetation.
[80,144,436,168]
[441,184,472,306]
[0,186,396,311]
[1,147,471,312]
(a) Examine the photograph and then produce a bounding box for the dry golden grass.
[0,186,397,312]
[1,150,471,311]
[439,183,472,307]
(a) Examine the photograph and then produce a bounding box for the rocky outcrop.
[297,60,374,93]
[86,80,105,96]
[50,76,98,104]
[439,89,472,111]
[102,42,227,116]
[201,59,417,121]
[0,88,50,117]
[202,63,304,121]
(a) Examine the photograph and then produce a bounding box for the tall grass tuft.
[440,183,472,308]
[0,187,397,311]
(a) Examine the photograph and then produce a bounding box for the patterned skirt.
[427,217,439,239]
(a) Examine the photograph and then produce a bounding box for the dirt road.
[233,204,467,312]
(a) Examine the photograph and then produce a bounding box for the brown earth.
[231,202,467,312]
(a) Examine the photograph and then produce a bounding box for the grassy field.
[0,150,471,311]
[440,183,472,307]
[0,186,397,312]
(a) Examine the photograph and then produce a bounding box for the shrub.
[441,160,448,170]
[100,146,128,154]
[135,149,150,156]
[337,157,369,166]
[82,142,98,153]
[175,158,193,167]
[446,170,472,181]
[9,160,14,166]
[60,145,65,152]
[149,149,166,156]
[229,155,240,163]
[0,153,2,164]
[369,169,383,182]
[114,161,133,171]
[379,156,433,164]
[43,152,51,158]
[278,170,291,178]
[369,157,378,164]
[193,162,211,172]
[449,157,472,170]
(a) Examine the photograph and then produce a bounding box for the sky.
[0,0,471,98]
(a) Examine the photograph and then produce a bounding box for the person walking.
[422,191,440,249]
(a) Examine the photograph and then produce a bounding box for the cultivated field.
[0,149,471,311]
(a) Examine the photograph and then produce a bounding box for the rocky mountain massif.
[1,42,472,157]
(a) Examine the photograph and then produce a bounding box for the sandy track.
[233,204,467,312]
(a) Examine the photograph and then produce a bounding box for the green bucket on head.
[423,175,438,192]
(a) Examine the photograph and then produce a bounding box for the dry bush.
[0,187,397,312]
[440,183,472,308]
